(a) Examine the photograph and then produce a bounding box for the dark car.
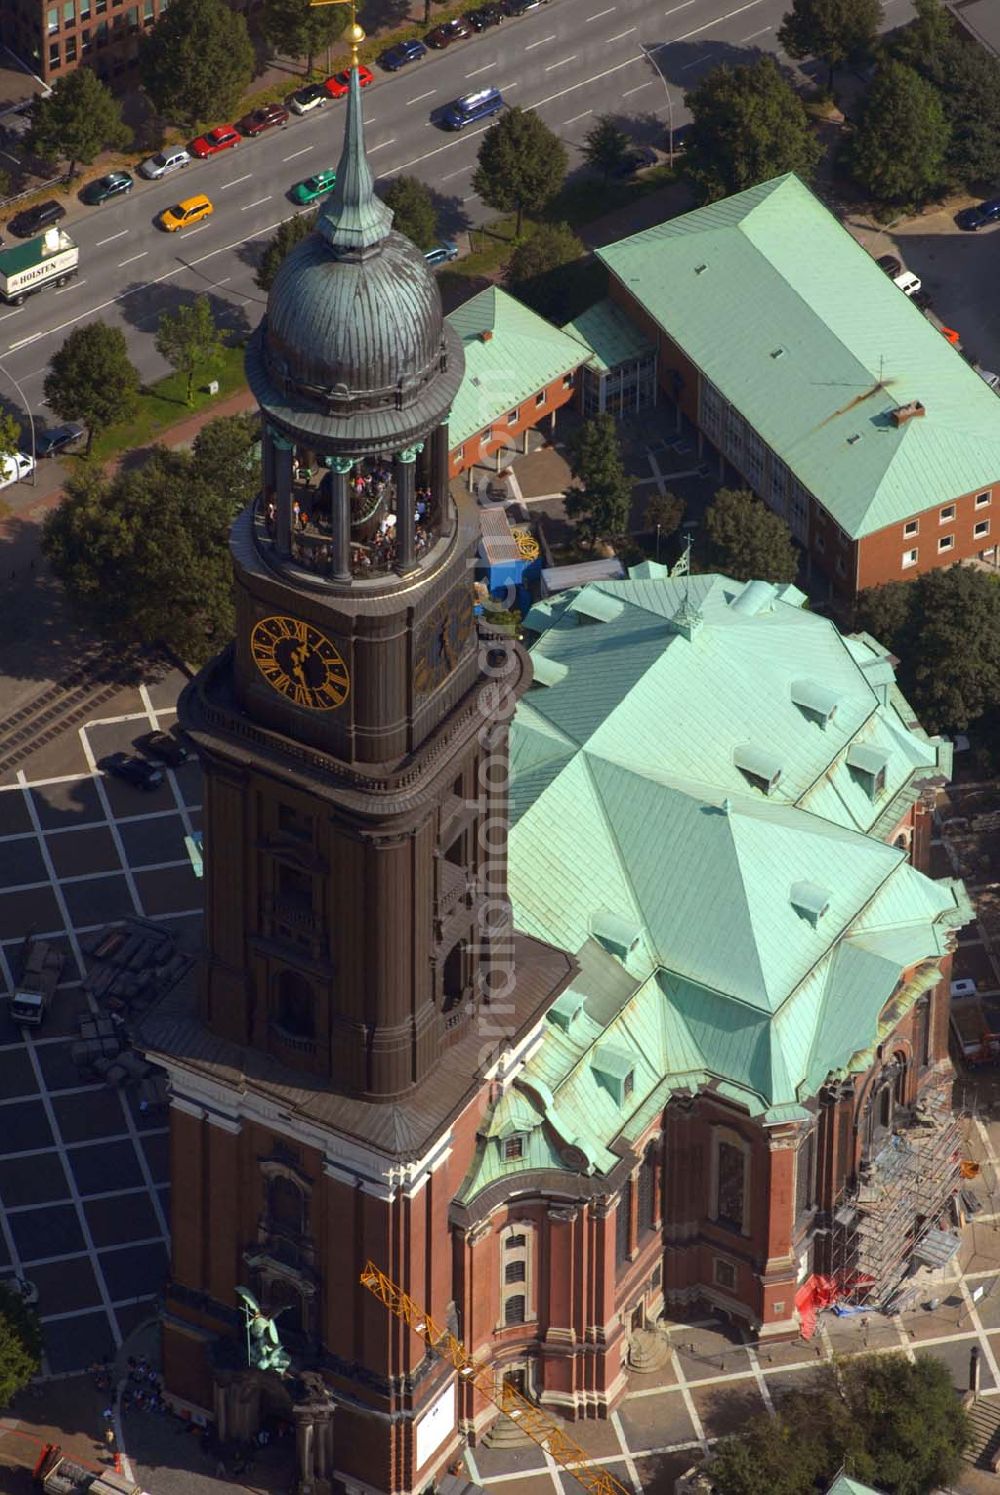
[35,423,85,457]
[136,729,189,767]
[466,5,503,27]
[100,752,164,791]
[502,0,542,16]
[7,199,66,238]
[426,17,472,45]
[876,253,902,278]
[613,144,658,177]
[80,171,134,206]
[379,38,427,69]
[955,197,1000,231]
[237,103,290,136]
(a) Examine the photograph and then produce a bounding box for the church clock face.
[414,592,475,697]
[250,615,350,711]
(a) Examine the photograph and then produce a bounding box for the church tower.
[146,33,573,1495]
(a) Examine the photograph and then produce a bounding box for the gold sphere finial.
[349,17,365,63]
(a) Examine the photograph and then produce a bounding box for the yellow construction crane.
[360,1261,632,1495]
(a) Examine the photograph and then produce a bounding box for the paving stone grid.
[0,682,203,1378]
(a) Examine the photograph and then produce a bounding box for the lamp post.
[655,522,661,562]
[640,43,674,168]
[0,357,36,487]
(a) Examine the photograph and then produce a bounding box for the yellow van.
[159,195,213,232]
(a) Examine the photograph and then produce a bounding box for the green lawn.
[80,343,249,465]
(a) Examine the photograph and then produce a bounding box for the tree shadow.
[426,185,473,240]
[640,35,774,93]
[115,279,254,348]
[0,513,101,691]
[358,0,415,35]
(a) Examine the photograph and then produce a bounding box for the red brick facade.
[447,370,579,480]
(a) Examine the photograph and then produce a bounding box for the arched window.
[268,1174,305,1236]
[266,1276,305,1336]
[277,970,315,1038]
[442,942,464,1013]
[615,1181,632,1266]
[638,1144,658,1234]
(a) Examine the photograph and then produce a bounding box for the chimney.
[480,329,493,343]
[891,400,926,427]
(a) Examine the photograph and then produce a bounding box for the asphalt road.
[0,0,915,432]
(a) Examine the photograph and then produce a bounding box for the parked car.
[893,269,921,297]
[136,729,189,767]
[667,123,692,155]
[379,38,427,69]
[35,423,85,457]
[613,145,657,177]
[290,169,336,204]
[974,366,1000,390]
[466,5,503,27]
[100,752,164,790]
[424,239,459,265]
[7,199,65,237]
[237,102,290,136]
[80,171,134,206]
[190,124,240,158]
[955,197,1000,232]
[0,451,34,488]
[426,17,472,45]
[158,195,214,232]
[876,253,902,278]
[503,0,541,15]
[288,83,328,114]
[139,147,191,179]
[325,64,374,98]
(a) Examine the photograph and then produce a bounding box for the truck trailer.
[0,227,78,305]
[11,933,65,1026]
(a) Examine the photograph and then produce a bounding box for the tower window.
[503,1135,525,1162]
[278,804,313,842]
[505,1260,526,1284]
[276,970,315,1038]
[278,863,312,910]
[267,1173,306,1235]
[442,941,465,1012]
[715,1138,747,1232]
[504,1295,526,1326]
[615,1179,632,1267]
[506,1233,525,1251]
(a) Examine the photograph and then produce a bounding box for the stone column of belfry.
[327,456,354,582]
[273,428,294,558]
[395,443,423,574]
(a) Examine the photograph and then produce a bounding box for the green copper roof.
[597,174,1000,539]
[561,297,654,373]
[316,65,393,254]
[456,568,972,1207]
[445,287,588,449]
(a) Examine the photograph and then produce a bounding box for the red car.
[324,64,374,98]
[425,17,471,45]
[236,103,290,136]
[189,124,240,158]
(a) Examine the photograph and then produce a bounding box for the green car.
[80,171,134,206]
[290,169,337,205]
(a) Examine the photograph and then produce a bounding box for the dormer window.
[847,743,889,799]
[593,1045,635,1106]
[733,744,782,795]
[790,881,830,925]
[503,1134,526,1161]
[790,679,839,727]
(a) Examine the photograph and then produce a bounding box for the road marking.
[675,0,767,42]
[461,194,478,203]
[545,54,577,69]
[623,80,653,95]
[586,5,616,17]
[95,229,128,247]
[215,276,231,286]
[283,144,315,161]
[406,89,436,104]
[664,0,697,13]
[563,109,593,124]
[442,166,467,180]
[525,33,555,48]
[241,195,272,210]
[466,61,495,76]
[118,252,148,267]
[0,309,22,321]
[221,173,252,189]
[741,22,772,38]
[607,25,637,39]
[54,279,86,294]
[368,138,396,151]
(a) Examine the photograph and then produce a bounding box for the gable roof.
[597,174,1000,538]
[445,286,587,449]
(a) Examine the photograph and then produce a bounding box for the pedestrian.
[102,1406,113,1423]
[104,1427,116,1450]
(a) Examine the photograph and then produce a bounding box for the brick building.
[597,174,1000,598]
[140,72,974,1493]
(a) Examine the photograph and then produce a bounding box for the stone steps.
[0,649,123,776]
[965,1397,1000,1472]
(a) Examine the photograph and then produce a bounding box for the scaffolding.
[829,1096,965,1311]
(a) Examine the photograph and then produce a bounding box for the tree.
[704,487,799,584]
[42,447,237,662]
[380,176,438,251]
[856,566,1000,733]
[473,108,568,237]
[710,1384,866,1495]
[155,296,227,406]
[255,211,317,293]
[139,0,255,128]
[563,413,632,547]
[0,1283,42,1410]
[683,56,822,202]
[841,1354,971,1493]
[261,0,347,74]
[191,411,260,513]
[777,0,882,87]
[26,69,130,180]
[505,222,585,321]
[643,492,685,541]
[0,411,22,464]
[582,115,631,179]
[43,323,139,456]
[846,61,950,205]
